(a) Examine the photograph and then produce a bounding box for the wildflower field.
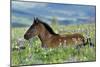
[11,23,96,66]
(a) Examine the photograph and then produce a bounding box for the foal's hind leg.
[75,44,82,49]
[88,38,94,47]
[75,44,84,52]
[75,39,86,53]
[83,38,94,47]
[74,45,82,55]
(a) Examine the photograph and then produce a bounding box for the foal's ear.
[35,17,39,24]
[33,17,37,24]
[33,17,40,24]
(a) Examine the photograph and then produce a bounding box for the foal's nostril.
[24,35,26,39]
[24,34,28,40]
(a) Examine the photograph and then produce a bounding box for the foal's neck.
[38,23,58,45]
[38,26,58,44]
[38,30,53,42]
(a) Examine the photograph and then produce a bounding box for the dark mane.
[38,19,58,35]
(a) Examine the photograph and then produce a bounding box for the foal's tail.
[83,38,94,47]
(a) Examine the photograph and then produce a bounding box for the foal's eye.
[31,29,36,32]
[27,32,31,35]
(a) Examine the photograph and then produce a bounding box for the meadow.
[11,23,96,66]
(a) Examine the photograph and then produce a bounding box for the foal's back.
[49,33,85,48]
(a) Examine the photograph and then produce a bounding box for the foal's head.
[24,18,43,40]
[24,17,58,40]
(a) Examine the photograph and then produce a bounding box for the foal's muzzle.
[24,34,30,40]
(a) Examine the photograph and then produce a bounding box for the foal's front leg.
[41,43,48,48]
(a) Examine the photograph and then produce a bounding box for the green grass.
[11,23,96,66]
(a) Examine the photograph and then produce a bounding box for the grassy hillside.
[11,23,96,66]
